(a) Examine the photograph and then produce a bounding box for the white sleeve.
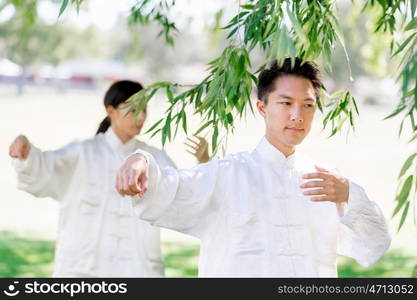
[130,149,224,239]
[336,180,391,267]
[11,141,82,201]
[156,150,177,169]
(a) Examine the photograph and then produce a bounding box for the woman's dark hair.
[96,80,144,134]
[257,57,322,103]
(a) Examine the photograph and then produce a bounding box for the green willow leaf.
[212,125,219,153]
[351,95,359,115]
[286,5,307,43]
[396,175,414,205]
[392,196,408,218]
[412,0,417,17]
[195,120,214,136]
[240,4,254,10]
[58,0,69,17]
[405,17,417,31]
[397,201,410,231]
[409,132,417,143]
[181,110,187,134]
[227,26,239,39]
[384,104,407,120]
[150,128,162,139]
[392,32,417,57]
[144,118,164,134]
[125,0,361,156]
[166,86,174,101]
[398,153,417,179]
[349,111,354,127]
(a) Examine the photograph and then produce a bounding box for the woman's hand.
[185,135,209,164]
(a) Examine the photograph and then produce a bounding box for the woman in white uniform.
[9,80,208,277]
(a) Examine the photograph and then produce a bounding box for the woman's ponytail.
[96,116,111,134]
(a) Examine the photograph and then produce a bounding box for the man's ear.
[256,99,266,118]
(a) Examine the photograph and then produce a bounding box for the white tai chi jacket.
[12,128,174,277]
[131,137,391,277]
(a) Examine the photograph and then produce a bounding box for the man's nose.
[290,107,303,123]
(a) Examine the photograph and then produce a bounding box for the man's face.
[256,75,317,152]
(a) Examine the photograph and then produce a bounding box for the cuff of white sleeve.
[337,180,366,219]
[127,149,150,164]
[129,149,160,214]
[130,155,179,225]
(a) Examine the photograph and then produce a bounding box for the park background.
[0,0,416,277]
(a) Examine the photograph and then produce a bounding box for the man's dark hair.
[257,57,322,103]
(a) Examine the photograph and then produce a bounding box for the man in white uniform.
[115,59,391,277]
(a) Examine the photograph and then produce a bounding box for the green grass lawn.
[0,231,415,278]
[0,231,54,277]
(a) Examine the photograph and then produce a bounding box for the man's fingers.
[9,147,18,158]
[315,165,329,173]
[19,149,26,159]
[302,172,329,180]
[299,180,326,189]
[23,143,30,154]
[139,174,148,193]
[22,146,29,159]
[16,149,25,159]
[310,196,330,202]
[303,188,329,196]
[115,154,149,197]
[9,144,16,157]
[10,143,26,159]
[116,173,124,196]
[128,172,141,194]
[122,173,130,195]
[119,173,127,197]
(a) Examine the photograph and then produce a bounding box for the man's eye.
[304,104,314,108]
[280,102,291,105]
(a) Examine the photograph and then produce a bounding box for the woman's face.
[107,103,147,141]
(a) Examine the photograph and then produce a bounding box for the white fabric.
[12,128,175,277]
[131,136,391,277]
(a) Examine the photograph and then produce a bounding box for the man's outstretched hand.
[116,153,149,197]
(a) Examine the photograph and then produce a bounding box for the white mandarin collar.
[255,136,296,169]
[104,127,138,156]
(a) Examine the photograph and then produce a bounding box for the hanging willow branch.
[368,0,417,231]
[119,0,358,157]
